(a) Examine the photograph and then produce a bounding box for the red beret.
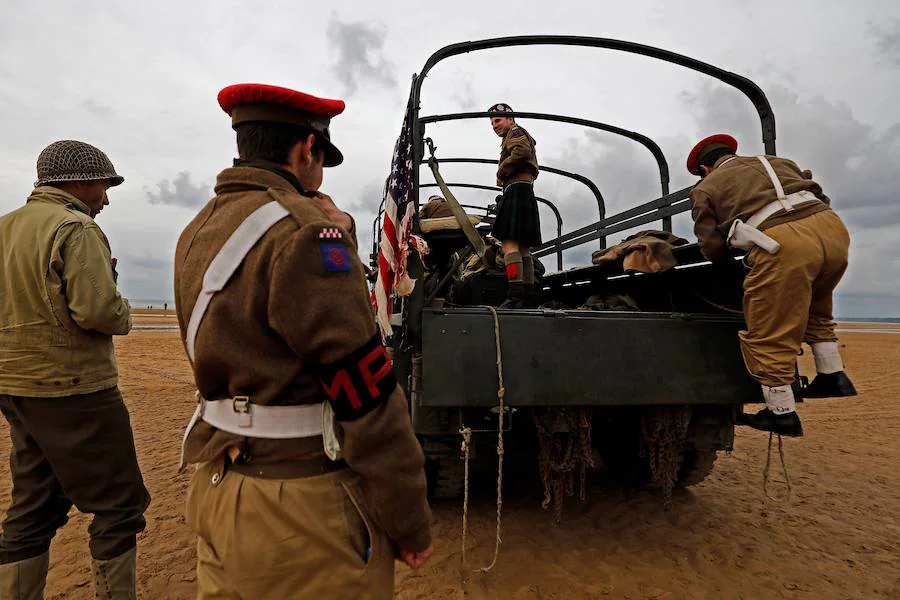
[686,134,738,176]
[218,83,346,167]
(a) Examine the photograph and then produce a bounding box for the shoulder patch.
[319,227,343,240]
[320,242,351,273]
[316,333,398,421]
[318,227,351,272]
[511,127,524,138]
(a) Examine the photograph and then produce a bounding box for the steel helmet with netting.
[34,140,124,188]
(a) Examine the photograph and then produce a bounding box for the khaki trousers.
[739,210,850,387]
[186,462,394,599]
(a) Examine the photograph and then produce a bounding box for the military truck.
[370,36,789,503]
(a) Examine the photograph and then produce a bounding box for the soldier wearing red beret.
[687,134,857,437]
[489,102,542,308]
[174,83,433,598]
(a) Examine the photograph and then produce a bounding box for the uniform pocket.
[339,480,376,568]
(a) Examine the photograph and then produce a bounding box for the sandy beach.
[1,321,898,599]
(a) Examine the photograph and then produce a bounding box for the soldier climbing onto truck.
[687,133,858,437]
[488,103,541,308]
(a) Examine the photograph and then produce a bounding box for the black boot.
[800,371,857,398]
[737,408,804,437]
[523,285,539,309]
[500,282,526,309]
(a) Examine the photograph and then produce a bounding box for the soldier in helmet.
[0,140,151,598]
[175,83,433,598]
[687,134,857,437]
[488,102,541,308]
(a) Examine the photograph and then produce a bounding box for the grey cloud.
[542,128,670,264]
[450,73,477,111]
[81,99,114,118]
[326,15,396,98]
[347,179,388,265]
[344,179,385,215]
[126,254,170,270]
[145,172,211,209]
[871,19,900,66]
[681,82,900,230]
[681,81,900,313]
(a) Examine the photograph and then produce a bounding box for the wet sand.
[0,329,897,599]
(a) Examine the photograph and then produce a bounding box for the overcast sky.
[1,1,898,317]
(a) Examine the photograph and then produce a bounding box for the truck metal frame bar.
[532,187,693,257]
[421,156,606,226]
[398,35,777,340]
[419,181,565,270]
[411,35,777,246]
[421,112,673,232]
[420,111,671,197]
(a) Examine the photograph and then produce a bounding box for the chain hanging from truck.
[639,405,692,505]
[533,407,595,522]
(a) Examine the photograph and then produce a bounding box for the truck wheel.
[676,449,718,487]
[426,457,466,501]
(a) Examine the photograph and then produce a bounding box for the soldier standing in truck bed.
[687,134,857,437]
[488,102,541,308]
[175,83,433,598]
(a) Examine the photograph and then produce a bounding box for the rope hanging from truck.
[460,306,506,574]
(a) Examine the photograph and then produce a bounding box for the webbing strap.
[756,156,792,212]
[185,202,289,362]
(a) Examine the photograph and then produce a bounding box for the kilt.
[491,182,542,246]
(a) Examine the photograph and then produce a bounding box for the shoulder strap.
[185,201,290,362]
[756,156,792,211]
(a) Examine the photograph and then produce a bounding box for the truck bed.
[420,307,761,407]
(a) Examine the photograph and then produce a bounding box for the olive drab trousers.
[739,210,851,387]
[186,462,395,599]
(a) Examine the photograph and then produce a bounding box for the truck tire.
[600,445,717,489]
[426,456,465,501]
[676,449,718,487]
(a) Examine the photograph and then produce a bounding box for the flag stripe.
[373,88,416,339]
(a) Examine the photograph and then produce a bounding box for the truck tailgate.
[420,307,761,407]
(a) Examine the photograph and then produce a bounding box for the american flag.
[372,93,417,337]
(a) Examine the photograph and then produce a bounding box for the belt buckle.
[232,396,252,428]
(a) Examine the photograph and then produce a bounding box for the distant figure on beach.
[0,140,150,598]
[174,83,433,598]
[687,134,858,437]
[164,302,167,311]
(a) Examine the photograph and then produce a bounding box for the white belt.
[197,395,326,438]
[726,155,821,254]
[180,395,342,469]
[178,200,342,469]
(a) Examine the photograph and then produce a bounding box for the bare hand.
[111,257,118,283]
[310,193,353,232]
[398,544,434,569]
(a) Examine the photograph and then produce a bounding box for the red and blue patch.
[319,227,351,272]
[320,243,351,272]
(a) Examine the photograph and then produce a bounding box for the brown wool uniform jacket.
[690,155,832,264]
[174,166,432,552]
[497,125,539,186]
